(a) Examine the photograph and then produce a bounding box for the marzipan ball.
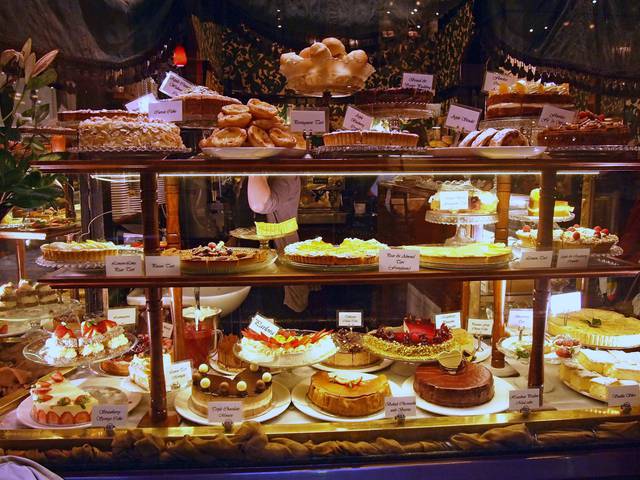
[198,363,209,374]
[219,381,230,395]
[250,363,259,372]
[199,377,211,389]
[261,372,272,383]
[255,380,266,392]
[236,380,248,392]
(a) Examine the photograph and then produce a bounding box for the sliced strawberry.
[32,387,52,395]
[37,410,47,424]
[602,228,609,235]
[36,381,51,388]
[573,224,580,228]
[75,411,90,423]
[54,325,75,339]
[556,346,571,358]
[98,319,117,333]
[522,225,531,232]
[46,411,60,425]
[572,232,581,240]
[594,226,601,232]
[51,372,64,383]
[59,412,74,425]
[38,394,53,402]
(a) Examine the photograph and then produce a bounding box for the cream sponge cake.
[30,371,98,425]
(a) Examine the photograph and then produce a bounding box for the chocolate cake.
[414,361,494,407]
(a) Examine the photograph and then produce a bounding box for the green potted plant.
[0,38,64,222]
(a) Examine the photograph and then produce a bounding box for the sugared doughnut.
[217,111,252,128]
[308,42,332,61]
[346,49,368,64]
[322,37,346,57]
[300,47,312,59]
[269,128,297,148]
[221,104,250,115]
[251,117,284,130]
[247,125,275,147]
[208,127,247,148]
[247,98,278,119]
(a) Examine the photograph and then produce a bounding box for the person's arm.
[247,176,273,214]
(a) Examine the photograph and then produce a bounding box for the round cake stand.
[232,340,338,371]
[509,210,575,226]
[23,332,137,379]
[229,227,292,250]
[356,102,439,131]
[424,211,498,246]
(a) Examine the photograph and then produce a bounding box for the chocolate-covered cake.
[414,361,494,407]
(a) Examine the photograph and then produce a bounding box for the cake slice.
[30,371,98,425]
[576,349,616,375]
[129,353,172,391]
[560,361,598,392]
[606,363,640,382]
[588,376,619,401]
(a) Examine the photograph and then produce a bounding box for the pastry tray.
[278,255,379,272]
[23,332,137,368]
[313,145,431,158]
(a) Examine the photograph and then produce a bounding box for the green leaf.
[26,68,57,90]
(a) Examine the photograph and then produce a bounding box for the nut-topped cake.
[191,363,273,418]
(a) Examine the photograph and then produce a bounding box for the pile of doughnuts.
[200,99,298,149]
[279,37,375,95]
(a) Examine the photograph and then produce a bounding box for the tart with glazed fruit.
[165,241,268,274]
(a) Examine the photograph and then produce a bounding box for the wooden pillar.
[15,240,27,281]
[165,176,181,249]
[170,287,186,361]
[461,281,470,329]
[577,175,596,305]
[140,172,167,423]
[491,174,511,369]
[528,169,557,401]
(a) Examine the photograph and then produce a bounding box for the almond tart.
[284,237,387,266]
[403,243,512,266]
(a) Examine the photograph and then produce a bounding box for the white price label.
[509,388,541,411]
[467,318,493,336]
[91,404,128,427]
[438,191,468,211]
[538,105,576,128]
[379,249,420,272]
[145,255,181,276]
[482,71,518,93]
[444,103,482,132]
[149,100,183,122]
[549,291,582,316]
[248,314,279,338]
[607,385,640,407]
[556,248,590,269]
[208,401,244,424]
[343,106,373,131]
[337,311,363,328]
[168,360,192,390]
[125,93,157,113]
[384,396,416,418]
[159,71,194,97]
[401,72,434,91]
[517,250,553,269]
[435,312,461,329]
[290,110,327,133]
[105,255,143,277]
[108,307,137,326]
[162,321,174,338]
[508,308,533,329]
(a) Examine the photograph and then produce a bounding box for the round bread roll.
[217,111,252,128]
[209,127,247,148]
[269,128,297,148]
[346,49,368,64]
[309,42,332,62]
[300,47,312,59]
[247,125,275,147]
[322,37,346,57]
[247,98,278,119]
[221,104,250,115]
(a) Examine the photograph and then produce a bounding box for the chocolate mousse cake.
[414,361,494,407]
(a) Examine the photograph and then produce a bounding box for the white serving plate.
[17,377,142,430]
[174,381,291,425]
[426,146,546,159]
[291,374,402,423]
[402,375,510,416]
[202,147,306,160]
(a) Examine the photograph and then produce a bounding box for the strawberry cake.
[30,371,98,426]
[516,224,618,253]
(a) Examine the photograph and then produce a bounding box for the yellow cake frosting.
[548,308,640,349]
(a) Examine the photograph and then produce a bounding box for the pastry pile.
[200,99,298,149]
[458,128,529,147]
[280,37,375,94]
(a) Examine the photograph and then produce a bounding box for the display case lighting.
[155,170,599,178]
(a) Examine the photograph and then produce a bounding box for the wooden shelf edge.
[39,263,640,288]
